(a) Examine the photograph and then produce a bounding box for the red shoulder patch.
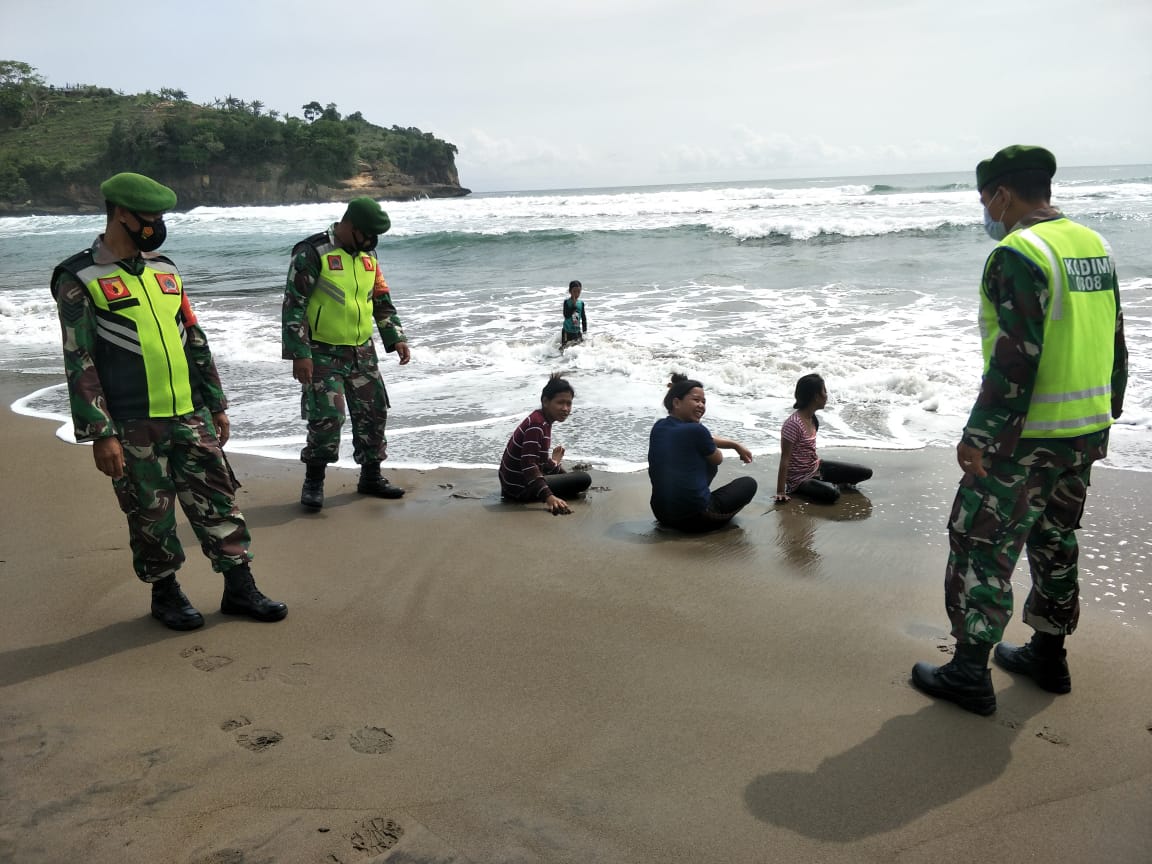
[327,255,344,271]
[155,272,180,295]
[98,276,131,301]
[361,256,376,272]
[180,292,198,325]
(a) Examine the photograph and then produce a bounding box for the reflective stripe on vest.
[979,218,1117,438]
[75,257,195,418]
[304,237,378,346]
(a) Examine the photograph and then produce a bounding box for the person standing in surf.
[561,280,587,348]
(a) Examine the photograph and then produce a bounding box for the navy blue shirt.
[648,416,717,521]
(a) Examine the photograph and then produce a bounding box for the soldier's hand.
[93,436,125,479]
[212,411,231,447]
[956,442,987,478]
[293,358,313,385]
[394,342,411,365]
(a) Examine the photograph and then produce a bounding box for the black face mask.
[122,211,167,252]
[345,228,378,253]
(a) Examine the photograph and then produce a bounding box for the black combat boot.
[356,462,404,498]
[993,632,1071,694]
[151,575,205,631]
[911,642,996,715]
[300,462,326,510]
[221,564,288,622]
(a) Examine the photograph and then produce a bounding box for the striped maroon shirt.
[499,409,560,501]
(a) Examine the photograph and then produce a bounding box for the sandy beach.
[1,371,1150,864]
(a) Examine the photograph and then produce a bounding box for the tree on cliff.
[0,61,47,130]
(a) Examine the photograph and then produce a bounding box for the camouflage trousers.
[300,342,390,465]
[944,457,1091,645]
[112,408,251,583]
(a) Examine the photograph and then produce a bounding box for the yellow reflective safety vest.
[56,251,198,420]
[980,218,1117,438]
[301,232,380,346]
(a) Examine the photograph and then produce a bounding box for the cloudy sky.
[2,0,1149,192]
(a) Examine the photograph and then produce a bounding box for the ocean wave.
[868,182,970,194]
[717,221,975,243]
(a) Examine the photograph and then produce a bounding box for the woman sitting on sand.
[775,373,872,505]
[647,373,757,532]
[499,374,592,515]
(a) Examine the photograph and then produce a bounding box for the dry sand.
[2,372,1150,864]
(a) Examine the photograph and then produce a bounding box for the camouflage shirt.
[962,208,1128,467]
[281,224,406,360]
[52,237,228,442]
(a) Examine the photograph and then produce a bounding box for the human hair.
[990,169,1051,204]
[541,372,575,401]
[794,373,825,410]
[663,372,703,412]
[568,280,582,292]
[105,200,117,220]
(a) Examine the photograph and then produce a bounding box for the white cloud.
[2,0,1149,191]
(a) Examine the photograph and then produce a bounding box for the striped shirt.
[781,411,820,492]
[499,409,561,502]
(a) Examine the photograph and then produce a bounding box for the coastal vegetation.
[0,60,469,213]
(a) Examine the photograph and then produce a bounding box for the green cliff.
[0,61,470,215]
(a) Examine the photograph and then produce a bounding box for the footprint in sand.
[181,645,233,672]
[241,662,313,685]
[188,850,245,864]
[348,817,403,855]
[235,729,284,752]
[312,725,340,741]
[348,726,394,755]
[220,716,251,732]
[1035,725,1069,746]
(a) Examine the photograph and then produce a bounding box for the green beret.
[343,197,391,235]
[976,145,1056,192]
[99,172,177,212]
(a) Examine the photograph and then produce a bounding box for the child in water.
[775,373,872,504]
[499,374,592,514]
[561,280,587,348]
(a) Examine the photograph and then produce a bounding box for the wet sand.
[2,372,1150,863]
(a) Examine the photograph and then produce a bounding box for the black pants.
[544,471,592,498]
[793,460,872,504]
[657,476,758,533]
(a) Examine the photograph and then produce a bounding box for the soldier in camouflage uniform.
[911,147,1127,714]
[283,197,410,510]
[51,172,287,631]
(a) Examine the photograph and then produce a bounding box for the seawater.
[2,167,1149,471]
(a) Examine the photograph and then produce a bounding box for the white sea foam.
[4,168,1150,470]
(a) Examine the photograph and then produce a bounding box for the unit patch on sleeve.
[179,292,199,325]
[98,276,131,302]
[155,272,181,294]
[327,255,344,271]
